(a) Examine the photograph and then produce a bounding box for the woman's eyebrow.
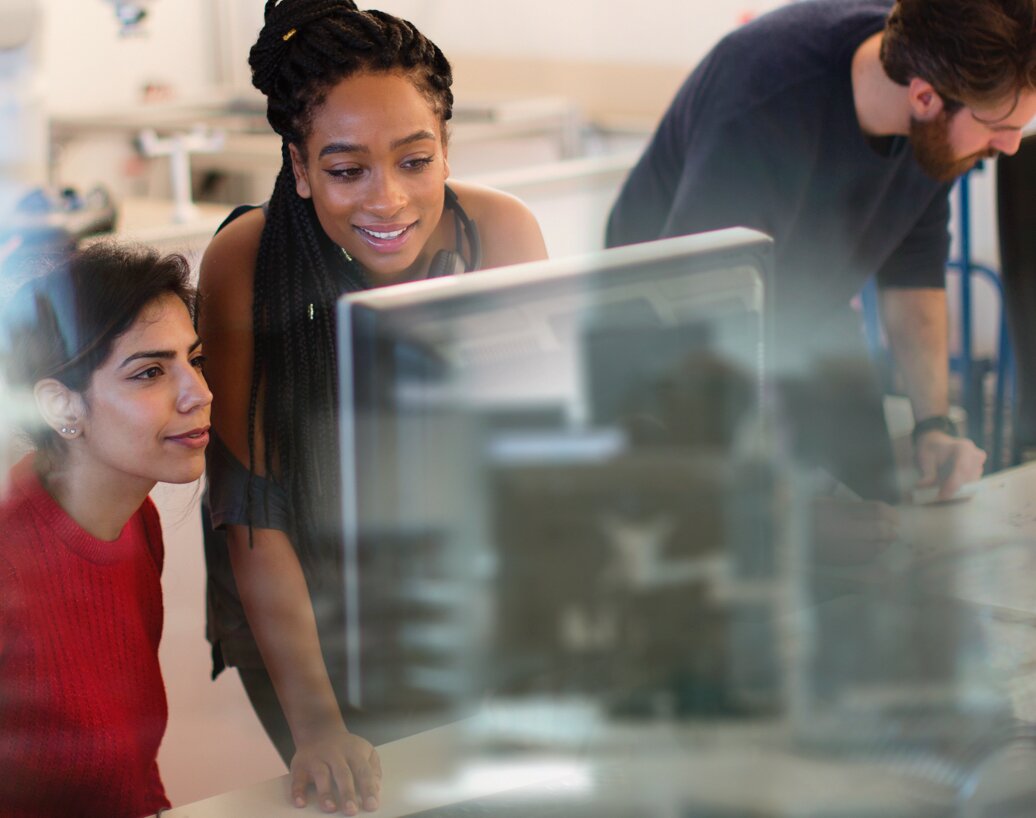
[391,130,436,149]
[317,130,436,158]
[118,349,175,369]
[319,141,366,158]
[118,338,201,369]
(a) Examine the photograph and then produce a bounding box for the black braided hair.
[246,0,454,574]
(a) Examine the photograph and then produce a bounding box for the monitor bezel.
[336,227,774,708]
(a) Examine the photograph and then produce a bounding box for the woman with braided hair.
[198,0,546,813]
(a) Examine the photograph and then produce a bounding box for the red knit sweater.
[0,455,171,817]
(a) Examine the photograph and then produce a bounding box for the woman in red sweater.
[0,242,212,817]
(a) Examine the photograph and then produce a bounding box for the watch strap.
[911,414,960,444]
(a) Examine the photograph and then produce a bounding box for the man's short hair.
[881,0,1036,110]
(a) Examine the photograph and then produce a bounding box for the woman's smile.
[353,220,419,253]
[290,71,450,285]
[165,426,211,449]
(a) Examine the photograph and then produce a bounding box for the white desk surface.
[159,718,960,817]
[76,198,231,258]
[159,463,1036,817]
[112,197,231,246]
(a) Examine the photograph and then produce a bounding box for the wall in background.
[375,0,784,65]
[219,0,785,88]
[40,0,217,114]
[38,0,790,114]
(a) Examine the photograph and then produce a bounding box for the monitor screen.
[336,228,775,741]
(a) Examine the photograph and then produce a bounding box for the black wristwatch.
[911,414,960,445]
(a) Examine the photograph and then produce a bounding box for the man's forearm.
[879,287,950,420]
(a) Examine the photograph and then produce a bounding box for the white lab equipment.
[137,126,226,224]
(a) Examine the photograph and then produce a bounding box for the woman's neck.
[36,452,155,541]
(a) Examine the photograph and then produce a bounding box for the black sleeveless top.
[203,184,479,674]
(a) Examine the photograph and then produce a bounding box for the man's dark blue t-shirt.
[606,0,952,344]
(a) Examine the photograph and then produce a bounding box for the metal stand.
[951,167,1013,472]
[137,126,224,224]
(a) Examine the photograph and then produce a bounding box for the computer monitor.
[336,228,775,740]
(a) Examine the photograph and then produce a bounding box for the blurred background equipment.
[105,0,154,36]
[137,126,225,224]
[0,0,156,286]
[0,185,117,288]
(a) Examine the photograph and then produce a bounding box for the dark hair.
[244,0,454,570]
[881,0,1036,111]
[250,0,454,146]
[0,241,195,456]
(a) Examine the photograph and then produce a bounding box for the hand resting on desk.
[913,429,986,503]
[291,724,381,815]
[910,481,982,505]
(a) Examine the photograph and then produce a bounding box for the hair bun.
[251,0,363,100]
[249,0,453,139]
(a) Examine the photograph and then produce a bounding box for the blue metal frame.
[951,168,1014,472]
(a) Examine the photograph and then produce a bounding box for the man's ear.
[908,77,946,122]
[288,143,312,199]
[33,379,85,439]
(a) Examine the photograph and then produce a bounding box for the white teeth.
[361,226,406,240]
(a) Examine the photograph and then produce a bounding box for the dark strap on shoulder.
[444,185,482,271]
[215,203,265,236]
[443,184,461,212]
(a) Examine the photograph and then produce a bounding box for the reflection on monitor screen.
[337,229,777,740]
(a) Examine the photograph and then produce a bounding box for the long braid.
[246,0,454,573]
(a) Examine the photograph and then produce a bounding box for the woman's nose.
[178,367,213,414]
[364,170,406,217]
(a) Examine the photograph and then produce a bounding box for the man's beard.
[909,113,997,183]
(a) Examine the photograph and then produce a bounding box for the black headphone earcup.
[428,249,464,278]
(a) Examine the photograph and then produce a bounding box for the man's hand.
[290,724,382,815]
[914,429,986,501]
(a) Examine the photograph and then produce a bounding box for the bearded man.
[607,0,1036,505]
